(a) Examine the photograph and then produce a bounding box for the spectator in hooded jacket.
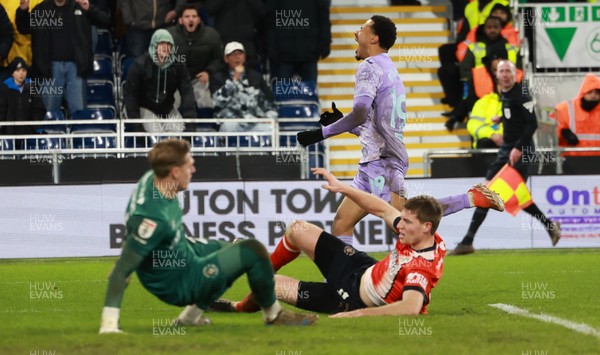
[0,57,46,149]
[552,74,600,157]
[123,29,196,133]
[16,0,110,114]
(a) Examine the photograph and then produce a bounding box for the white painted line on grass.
[489,303,600,339]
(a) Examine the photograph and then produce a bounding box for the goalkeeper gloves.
[297,129,324,147]
[561,128,580,146]
[319,102,343,126]
[99,306,124,334]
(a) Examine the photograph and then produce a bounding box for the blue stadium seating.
[41,110,67,134]
[192,135,219,149]
[87,81,116,107]
[89,56,114,82]
[25,137,66,150]
[124,135,159,148]
[72,136,116,149]
[70,108,117,132]
[279,135,298,147]
[226,135,272,147]
[95,30,112,56]
[119,56,134,82]
[0,139,14,151]
[277,104,320,131]
[273,80,318,102]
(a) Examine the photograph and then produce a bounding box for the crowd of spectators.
[0,0,597,158]
[0,0,331,135]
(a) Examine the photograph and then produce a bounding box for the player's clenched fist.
[297,129,324,147]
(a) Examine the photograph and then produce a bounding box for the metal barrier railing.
[0,117,325,181]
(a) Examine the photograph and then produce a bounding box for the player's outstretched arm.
[297,99,370,147]
[312,167,400,230]
[330,290,423,318]
[100,244,144,334]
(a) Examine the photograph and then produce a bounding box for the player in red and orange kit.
[213,168,503,317]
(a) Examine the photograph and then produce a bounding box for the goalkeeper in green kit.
[99,139,317,333]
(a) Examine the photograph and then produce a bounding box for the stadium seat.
[95,29,112,56]
[279,134,298,147]
[87,81,116,107]
[192,135,219,149]
[187,108,218,131]
[88,56,114,82]
[41,110,67,134]
[0,138,14,151]
[25,137,66,150]
[72,136,116,149]
[226,135,272,147]
[124,135,159,148]
[119,56,134,82]
[278,104,320,131]
[70,108,117,132]
[273,80,318,103]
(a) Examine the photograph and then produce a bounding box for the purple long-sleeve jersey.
[323,53,409,166]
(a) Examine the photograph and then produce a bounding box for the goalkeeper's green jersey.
[124,171,219,306]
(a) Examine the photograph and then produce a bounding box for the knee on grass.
[238,239,269,260]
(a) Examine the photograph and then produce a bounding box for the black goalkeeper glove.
[319,102,343,126]
[561,128,580,146]
[297,129,324,147]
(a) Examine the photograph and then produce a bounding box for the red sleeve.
[403,271,433,304]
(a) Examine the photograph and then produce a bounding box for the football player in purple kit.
[298,15,410,246]
[299,16,492,247]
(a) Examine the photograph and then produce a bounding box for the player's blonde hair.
[147,139,191,178]
[404,196,443,234]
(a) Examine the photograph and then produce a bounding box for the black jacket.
[0,78,46,136]
[205,0,265,67]
[265,0,331,62]
[500,83,537,150]
[124,53,196,119]
[15,0,110,77]
[167,24,223,78]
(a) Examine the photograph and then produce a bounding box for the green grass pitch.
[1,249,599,354]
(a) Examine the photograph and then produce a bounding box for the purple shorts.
[351,158,407,202]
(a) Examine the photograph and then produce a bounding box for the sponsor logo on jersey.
[406,272,428,290]
[504,108,511,119]
[343,246,356,256]
[337,288,349,300]
[523,101,535,113]
[138,218,157,240]
[203,264,219,278]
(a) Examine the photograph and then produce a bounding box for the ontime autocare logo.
[545,184,600,238]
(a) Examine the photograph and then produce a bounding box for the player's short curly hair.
[404,195,443,234]
[370,15,396,51]
[148,139,191,178]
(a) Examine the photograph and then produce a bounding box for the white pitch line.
[489,303,600,339]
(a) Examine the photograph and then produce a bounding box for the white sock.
[178,305,204,323]
[337,235,353,246]
[262,300,282,323]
